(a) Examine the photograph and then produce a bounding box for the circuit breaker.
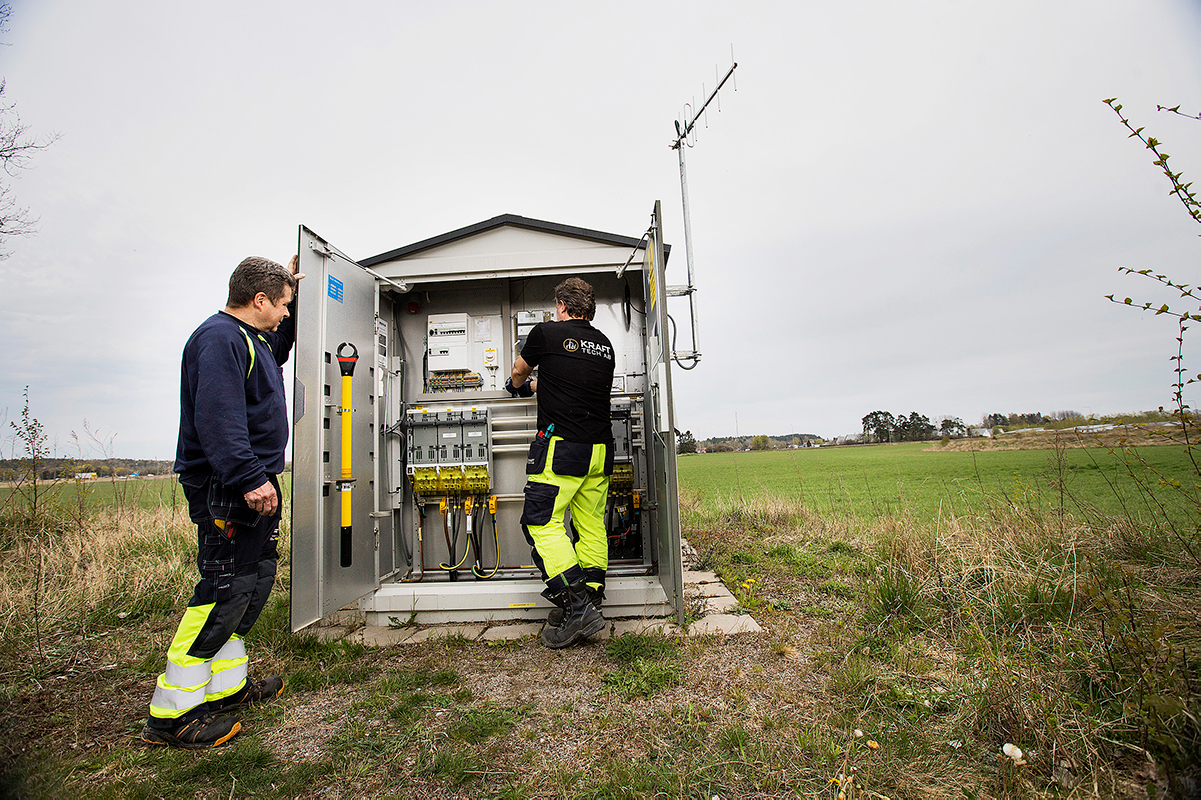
[406,406,492,496]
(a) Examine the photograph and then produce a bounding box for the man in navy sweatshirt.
[141,254,303,749]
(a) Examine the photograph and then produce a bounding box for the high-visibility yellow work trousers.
[520,436,611,594]
[147,476,280,728]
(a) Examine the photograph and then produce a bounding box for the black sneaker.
[140,713,240,750]
[211,675,285,712]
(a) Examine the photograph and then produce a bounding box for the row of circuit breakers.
[404,406,637,498]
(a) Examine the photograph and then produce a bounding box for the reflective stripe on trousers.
[149,633,248,718]
[206,635,248,702]
[149,603,216,719]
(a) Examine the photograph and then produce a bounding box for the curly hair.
[554,277,596,321]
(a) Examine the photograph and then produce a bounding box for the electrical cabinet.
[290,211,682,629]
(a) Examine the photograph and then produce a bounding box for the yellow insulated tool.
[335,342,359,568]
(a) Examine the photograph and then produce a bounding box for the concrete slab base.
[611,618,684,637]
[302,626,352,643]
[479,623,543,641]
[703,594,740,614]
[682,570,721,584]
[405,625,486,644]
[688,614,763,635]
[311,566,760,646]
[346,626,417,647]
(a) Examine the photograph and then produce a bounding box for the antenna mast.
[669,56,738,369]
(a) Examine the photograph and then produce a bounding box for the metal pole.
[668,60,736,366]
[677,143,699,360]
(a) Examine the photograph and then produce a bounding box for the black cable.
[471,498,501,579]
[624,277,646,316]
[440,499,470,574]
[667,313,701,371]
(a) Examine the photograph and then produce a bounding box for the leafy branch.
[1104,98,1201,228]
[1157,104,1201,122]
[1104,99,1201,556]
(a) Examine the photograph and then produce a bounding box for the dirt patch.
[262,687,359,762]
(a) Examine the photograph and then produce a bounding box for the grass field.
[2,475,185,511]
[11,439,1190,524]
[2,441,1199,797]
[678,440,1199,523]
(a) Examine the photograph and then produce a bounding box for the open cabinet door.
[642,201,685,623]
[291,226,379,630]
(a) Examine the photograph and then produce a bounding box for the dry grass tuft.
[0,501,193,640]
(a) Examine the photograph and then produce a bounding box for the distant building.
[75,472,97,480]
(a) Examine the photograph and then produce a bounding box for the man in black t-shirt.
[507,277,614,648]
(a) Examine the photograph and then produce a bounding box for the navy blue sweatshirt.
[174,308,295,493]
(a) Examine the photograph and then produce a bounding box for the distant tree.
[750,435,770,451]
[677,430,697,454]
[983,413,1007,428]
[906,412,936,441]
[708,442,734,453]
[861,411,896,443]
[939,417,967,438]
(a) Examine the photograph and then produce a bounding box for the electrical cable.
[440,499,470,574]
[471,496,501,579]
[623,277,646,316]
[667,313,701,371]
[405,501,425,582]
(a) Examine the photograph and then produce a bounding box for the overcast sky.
[2,1,1200,458]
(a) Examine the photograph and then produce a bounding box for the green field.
[2,475,186,511]
[9,443,1195,527]
[677,441,1198,524]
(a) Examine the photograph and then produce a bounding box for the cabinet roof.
[359,214,668,275]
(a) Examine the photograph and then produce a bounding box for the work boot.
[210,675,285,713]
[140,712,240,750]
[546,585,603,627]
[541,582,606,649]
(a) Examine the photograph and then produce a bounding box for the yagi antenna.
[668,52,738,370]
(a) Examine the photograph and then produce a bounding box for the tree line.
[0,458,173,482]
[677,431,824,454]
[861,411,967,443]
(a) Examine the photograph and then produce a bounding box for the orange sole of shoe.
[140,720,241,750]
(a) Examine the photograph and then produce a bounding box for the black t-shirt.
[521,318,615,444]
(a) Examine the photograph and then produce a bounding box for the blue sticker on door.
[327,275,344,303]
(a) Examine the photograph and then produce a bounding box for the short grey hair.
[227,256,297,307]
